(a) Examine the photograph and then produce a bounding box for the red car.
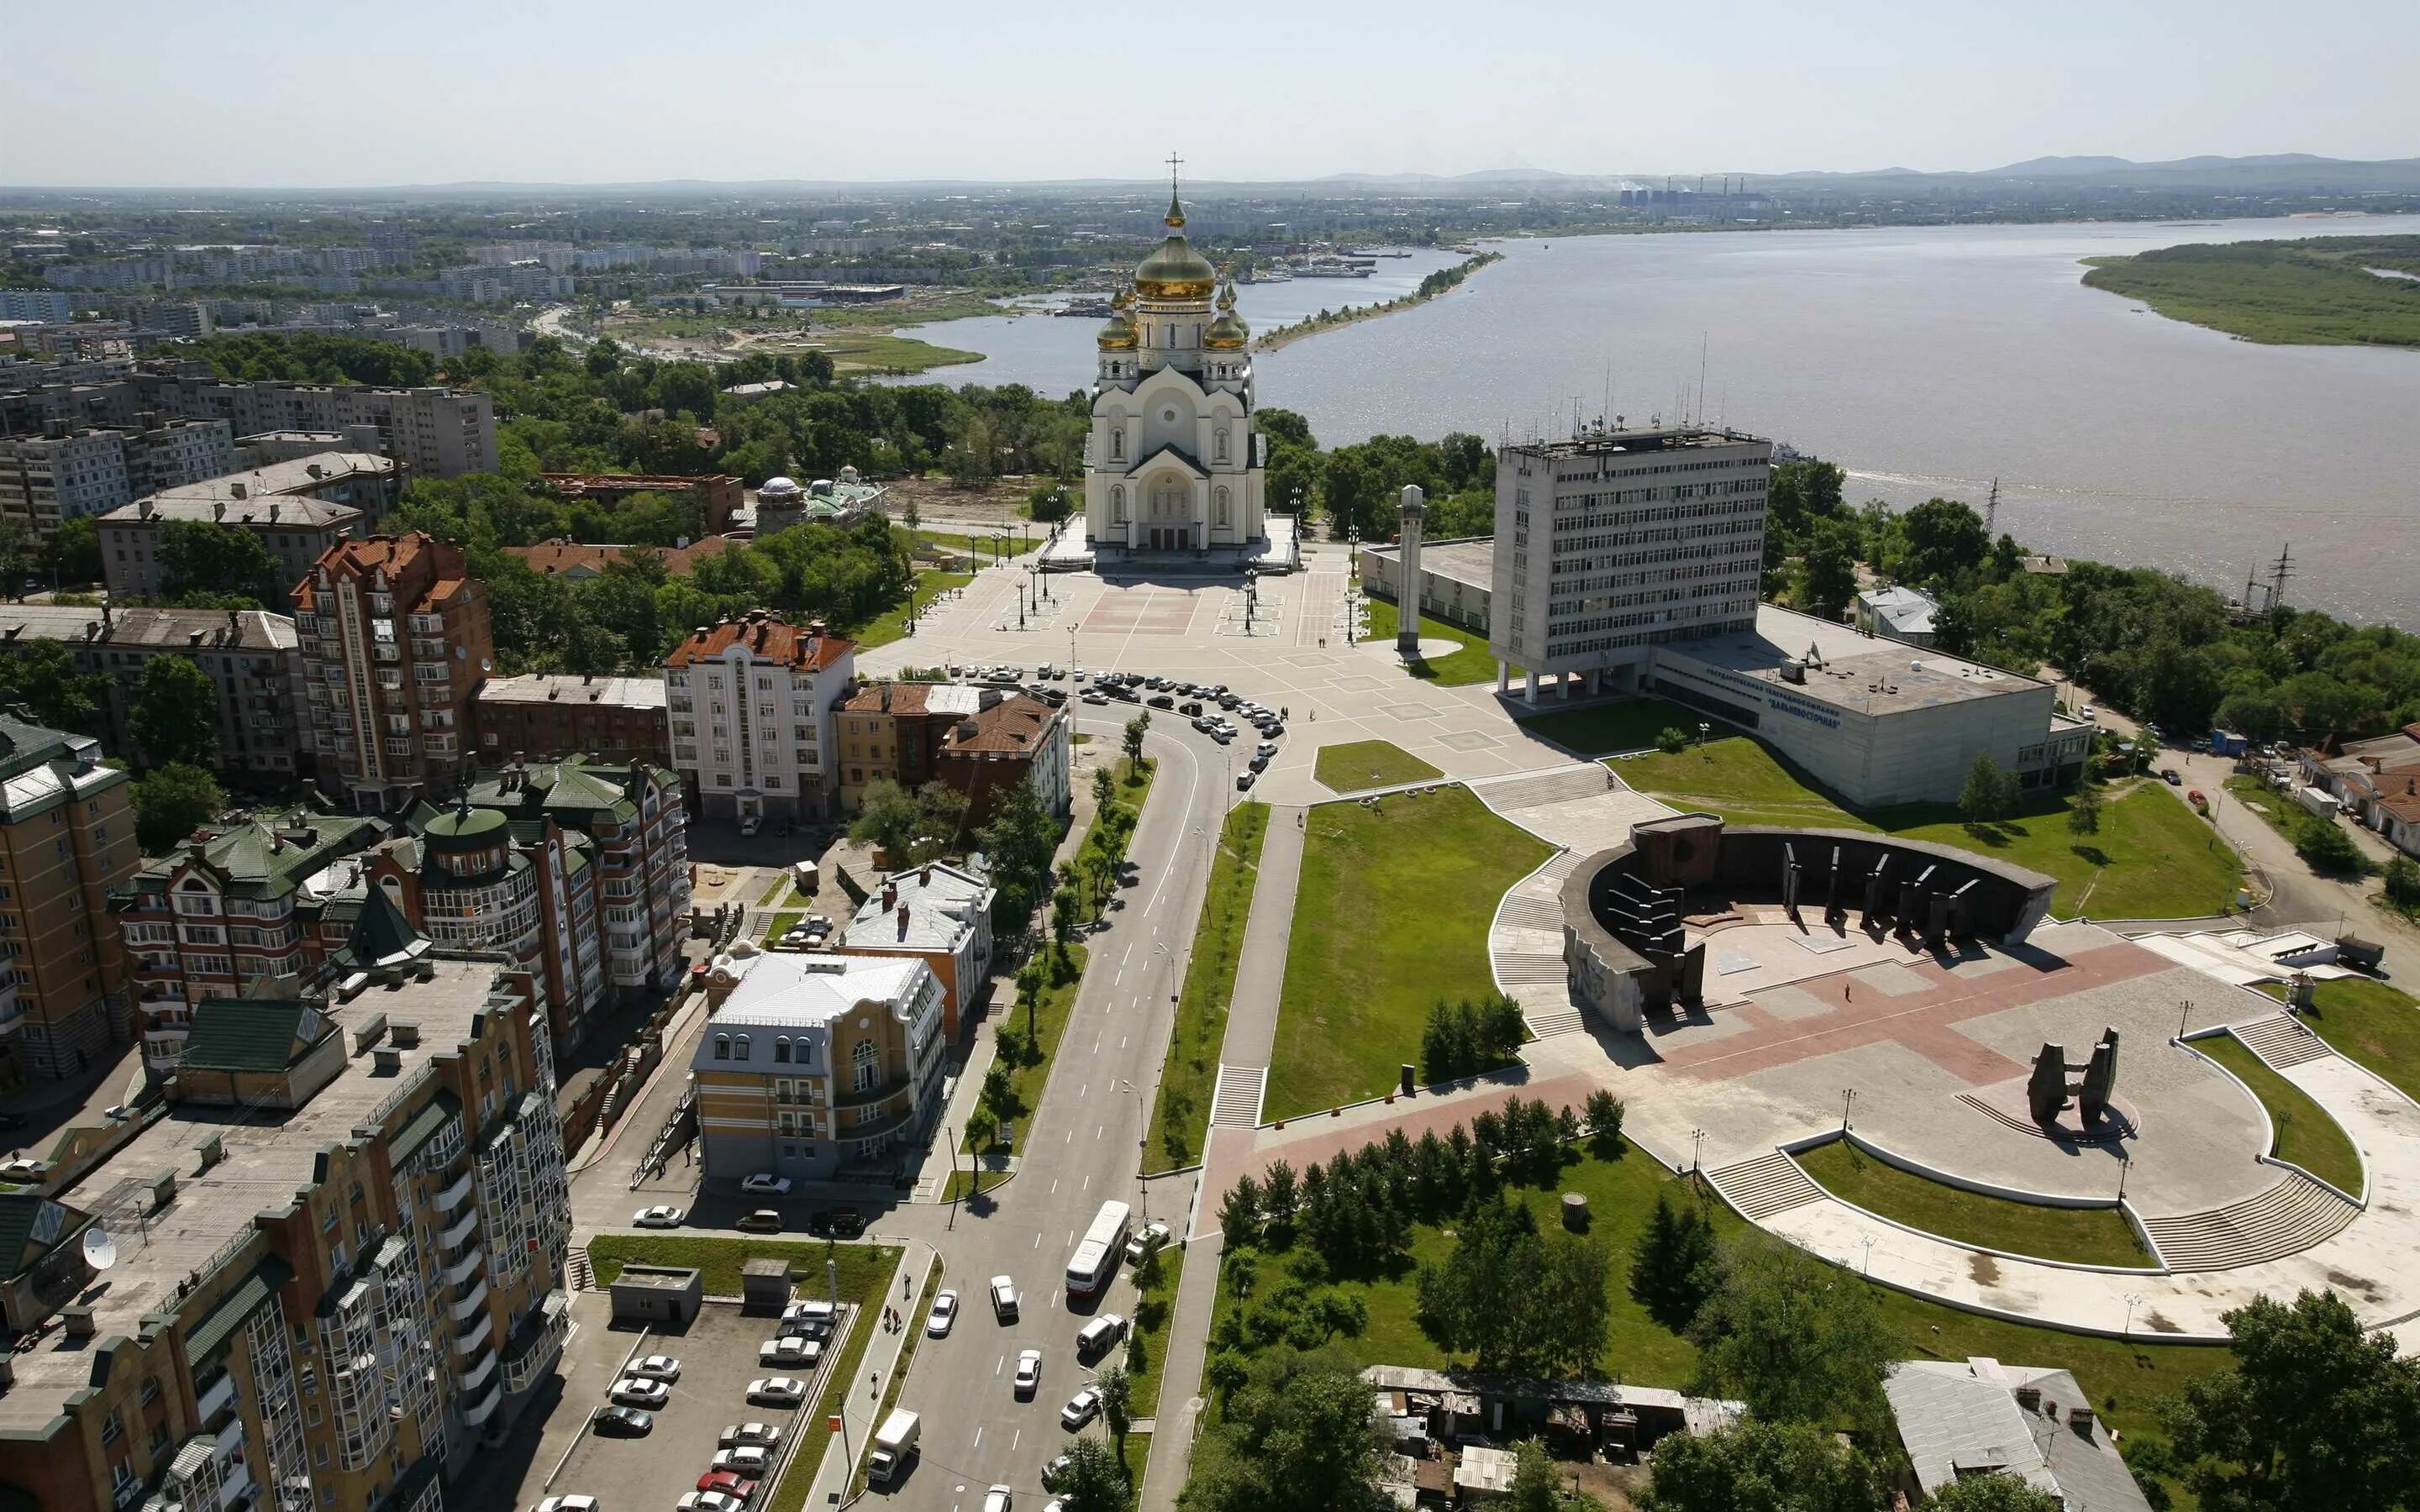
[696,1470,760,1504]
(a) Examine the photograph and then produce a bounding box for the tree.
[2384,854,2420,908]
[0,514,38,596]
[1180,1347,1392,1512]
[1050,886,1080,954]
[1629,1191,1720,1330]
[1416,1197,1609,1378]
[2066,782,2103,836]
[1507,1439,1606,1512]
[0,639,108,735]
[977,776,1062,931]
[1096,1362,1134,1442]
[2296,822,2365,875]
[1123,711,1151,770]
[1636,1420,1884,1512]
[2159,1289,2420,1512]
[46,515,101,585]
[131,763,223,853]
[1583,1089,1625,1151]
[1052,1436,1131,1512]
[1091,763,1118,812]
[1895,496,1991,587]
[1688,1235,1895,1435]
[1925,1476,2065,1512]
[1656,726,1691,754]
[1798,519,1860,619]
[1958,753,2018,826]
[154,519,284,606]
[129,655,218,768]
[847,778,923,861]
[1218,1173,1262,1245]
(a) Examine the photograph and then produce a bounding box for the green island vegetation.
[1623,735,2240,919]
[1356,596,1497,685]
[2191,1032,2365,1194]
[1311,739,1444,793]
[2255,975,2420,1103]
[1199,1102,2233,1512]
[607,289,999,373]
[1150,802,1270,1172]
[1254,249,1503,352]
[2081,235,2420,346]
[1268,785,1550,1118]
[1516,696,1707,756]
[1795,1138,2153,1268]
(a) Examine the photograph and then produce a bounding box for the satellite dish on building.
[83,1227,119,1271]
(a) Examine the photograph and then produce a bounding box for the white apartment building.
[0,417,234,533]
[665,612,856,825]
[1490,424,1773,701]
[123,372,497,477]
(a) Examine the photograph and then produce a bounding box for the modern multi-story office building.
[99,449,399,597]
[0,604,313,779]
[666,612,855,825]
[293,534,495,812]
[0,929,571,1512]
[0,717,138,1082]
[1488,424,1773,701]
[691,947,946,1184]
[0,417,234,534]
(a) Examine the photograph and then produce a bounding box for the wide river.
[889,217,2419,627]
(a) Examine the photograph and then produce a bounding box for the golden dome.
[1134,190,1216,300]
[1097,284,1139,349]
[1203,271,1249,349]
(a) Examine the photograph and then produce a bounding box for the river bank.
[1254,250,1503,353]
[2079,234,2420,347]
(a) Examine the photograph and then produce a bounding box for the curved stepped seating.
[2229,1014,2333,1069]
[1523,1006,1586,1039]
[1496,895,1567,932]
[1496,952,1569,986]
[1709,1151,1828,1221]
[2141,1171,2360,1272]
[1534,851,1581,883]
[1476,766,1613,811]
[1209,1064,1267,1129]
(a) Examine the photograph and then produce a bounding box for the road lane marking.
[996,1355,1004,1375]
[1012,1428,1022,1452]
[1050,1179,1059,1194]
[973,1425,984,1449]
[1034,1233,1042,1248]
[1096,1124,1104,1139]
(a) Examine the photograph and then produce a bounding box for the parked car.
[608,1377,668,1409]
[534,1498,601,1512]
[720,1422,782,1449]
[808,1207,863,1238]
[1147,694,1174,709]
[990,1275,1019,1320]
[1236,772,1256,790]
[1060,1387,1101,1430]
[739,816,763,838]
[1255,742,1277,759]
[628,1354,681,1382]
[736,1209,782,1233]
[742,1173,792,1196]
[759,1336,821,1367]
[676,1490,747,1512]
[927,1290,960,1337]
[712,1446,772,1477]
[1180,701,1202,716]
[592,1405,654,1437]
[746,1377,808,1405]
[1126,1221,1171,1262]
[1076,1313,1126,1357]
[2162,768,2183,785]
[1044,1454,1074,1490]
[1081,690,1107,705]
[982,1487,1013,1512]
[1013,1348,1043,1397]
[694,1471,758,1504]
[632,1205,685,1228]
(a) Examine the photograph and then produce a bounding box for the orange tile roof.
[840,681,934,716]
[290,533,467,613]
[666,614,854,671]
[941,694,1060,755]
[508,536,739,578]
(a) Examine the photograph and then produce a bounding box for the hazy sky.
[5,0,2412,187]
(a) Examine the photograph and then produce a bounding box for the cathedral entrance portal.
[1147,527,1193,551]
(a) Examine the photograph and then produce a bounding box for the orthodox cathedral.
[1081,182,1276,561]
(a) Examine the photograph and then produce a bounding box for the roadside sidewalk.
[805,1238,935,1510]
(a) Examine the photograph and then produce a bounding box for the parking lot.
[466,1291,853,1512]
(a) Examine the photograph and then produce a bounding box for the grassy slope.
[1625,737,2239,918]
[2081,237,2420,347]
[2195,1032,2365,1194]
[1517,698,1708,757]
[1796,1139,2151,1268]
[2255,976,2420,1103]
[1267,786,1551,1118]
[1149,804,1270,1173]
[1125,1243,1187,1417]
[1360,596,1497,685]
[1312,740,1445,794]
[965,942,1087,1156]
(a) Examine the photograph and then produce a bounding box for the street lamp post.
[1841,1087,1857,1131]
[1697,722,1711,748]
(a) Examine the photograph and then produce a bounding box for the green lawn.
[759,911,802,948]
[1312,739,1444,794]
[1517,698,1710,757]
[585,1233,899,1305]
[843,567,973,650]
[1266,786,1551,1118]
[1796,1138,2152,1268]
[2195,1032,2365,1194]
[1149,804,1270,1173]
[966,942,1087,1156]
[1360,596,1497,685]
[2256,976,2420,1103]
[1126,1242,1187,1417]
[1624,737,2240,919]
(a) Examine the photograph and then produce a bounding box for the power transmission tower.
[1984,478,1999,538]
[2266,543,2295,613]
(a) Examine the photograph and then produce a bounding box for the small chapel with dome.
[1082,176,1271,559]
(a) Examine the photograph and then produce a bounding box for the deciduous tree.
[129,655,219,768]
[1687,1235,1895,1436]
[1636,1420,1884,1512]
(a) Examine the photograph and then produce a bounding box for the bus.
[1065,1200,1133,1296]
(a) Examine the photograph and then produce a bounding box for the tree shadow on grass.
[2071,844,2112,868]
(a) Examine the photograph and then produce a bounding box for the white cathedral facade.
[1081,189,1271,558]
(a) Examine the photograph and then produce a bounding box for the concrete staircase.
[1475,765,1615,811]
[1707,1151,1829,1221]
[2141,1172,2360,1272]
[1209,1064,1267,1129]
[2229,1014,2334,1069]
[1523,1006,1586,1038]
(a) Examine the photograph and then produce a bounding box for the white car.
[781,1298,838,1334]
[631,1205,684,1228]
[628,1354,681,1382]
[742,1173,792,1196]
[738,816,762,838]
[677,1495,745,1512]
[1013,1348,1042,1397]
[983,1487,1013,1512]
[926,1289,959,1337]
[1060,1386,1101,1430]
[747,1377,808,1405]
[608,1377,667,1409]
[989,1275,1019,1321]
[534,1499,600,1512]
[1076,1314,1126,1357]
[712,1446,771,1476]
[759,1336,821,1367]
[1124,1221,1172,1263]
[721,1422,782,1449]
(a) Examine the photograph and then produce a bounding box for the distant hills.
[1979,152,2346,176]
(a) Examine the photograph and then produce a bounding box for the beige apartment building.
[0,715,139,1083]
[98,450,398,599]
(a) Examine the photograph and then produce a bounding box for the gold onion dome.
[1134,190,1217,299]
[1204,274,1249,349]
[1097,286,1138,349]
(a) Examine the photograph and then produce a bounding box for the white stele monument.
[1396,484,1425,654]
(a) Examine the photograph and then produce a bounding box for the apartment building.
[691,947,945,1184]
[1489,424,1772,701]
[114,807,387,1074]
[471,674,671,768]
[0,717,137,1081]
[293,534,495,813]
[234,426,385,468]
[0,289,73,321]
[666,612,855,825]
[0,937,571,1512]
[835,681,1072,824]
[120,372,494,478]
[0,605,313,778]
[0,417,234,534]
[99,451,397,598]
[838,863,996,1039]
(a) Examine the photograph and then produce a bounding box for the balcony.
[451,1311,492,1357]
[450,1277,489,1321]
[213,1414,245,1462]
[437,1209,478,1250]
[440,1242,482,1287]
[196,1368,237,1425]
[456,1348,496,1393]
[372,643,399,664]
[499,1290,571,1396]
[460,1380,502,1427]
[434,1172,474,1212]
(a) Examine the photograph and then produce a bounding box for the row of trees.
[1419,993,1530,1084]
